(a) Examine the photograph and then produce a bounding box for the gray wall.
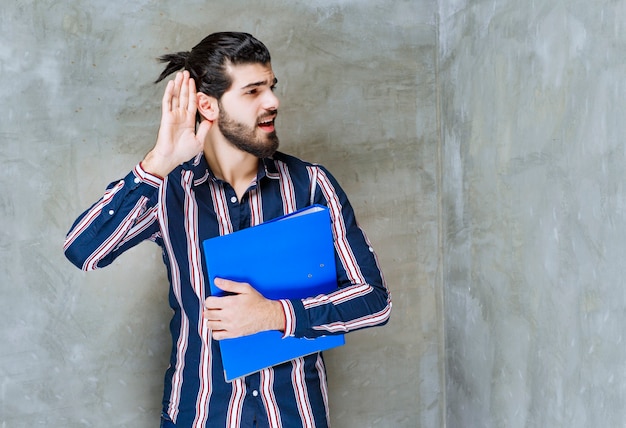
[440,0,626,427]
[4,0,622,427]
[1,1,441,427]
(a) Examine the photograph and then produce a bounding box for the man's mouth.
[257,114,277,132]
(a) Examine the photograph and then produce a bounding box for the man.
[64,32,391,428]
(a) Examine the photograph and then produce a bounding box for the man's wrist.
[270,300,287,332]
[142,150,175,178]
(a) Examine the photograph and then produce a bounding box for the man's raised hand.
[142,71,211,178]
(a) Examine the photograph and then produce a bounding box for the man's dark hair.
[155,32,272,99]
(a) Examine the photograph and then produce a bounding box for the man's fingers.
[162,80,174,112]
[172,73,181,109]
[162,72,183,112]
[162,72,198,126]
[204,310,232,341]
[214,278,252,294]
[170,71,185,110]
[187,76,197,113]
[203,296,223,311]
[210,329,229,341]
[179,71,190,110]
[204,307,220,320]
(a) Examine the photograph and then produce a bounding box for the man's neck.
[204,136,259,201]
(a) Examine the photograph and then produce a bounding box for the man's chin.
[237,139,279,159]
[257,140,279,159]
[254,133,279,158]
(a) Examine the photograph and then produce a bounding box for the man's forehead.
[227,63,276,88]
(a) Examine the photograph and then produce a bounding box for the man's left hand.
[203,278,286,340]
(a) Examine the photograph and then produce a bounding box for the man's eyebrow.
[240,77,278,90]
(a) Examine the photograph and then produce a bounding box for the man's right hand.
[142,70,212,178]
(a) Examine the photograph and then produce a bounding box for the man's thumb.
[214,278,246,294]
[196,119,212,142]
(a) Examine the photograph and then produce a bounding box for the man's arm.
[202,166,392,340]
[63,164,163,270]
[282,165,392,338]
[64,71,211,270]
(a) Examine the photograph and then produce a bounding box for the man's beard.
[218,105,279,159]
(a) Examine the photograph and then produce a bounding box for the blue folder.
[202,205,345,382]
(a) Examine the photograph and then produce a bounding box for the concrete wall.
[1,1,440,427]
[440,0,626,427]
[8,0,620,427]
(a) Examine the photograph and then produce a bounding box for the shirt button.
[134,177,140,184]
[108,210,115,215]
[230,196,238,204]
[252,390,259,397]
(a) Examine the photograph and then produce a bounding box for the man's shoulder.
[167,154,209,182]
[263,151,323,183]
[268,152,340,182]
[271,151,311,165]
[269,151,328,170]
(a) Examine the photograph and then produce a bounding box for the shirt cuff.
[134,162,164,188]
[278,299,296,338]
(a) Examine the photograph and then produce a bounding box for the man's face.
[217,63,280,158]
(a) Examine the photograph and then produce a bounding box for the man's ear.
[197,93,219,122]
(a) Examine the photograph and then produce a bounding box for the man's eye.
[246,89,258,95]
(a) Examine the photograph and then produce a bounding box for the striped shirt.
[64,151,391,428]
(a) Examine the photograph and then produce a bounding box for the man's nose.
[262,89,280,111]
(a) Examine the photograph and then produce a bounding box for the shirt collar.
[183,153,281,187]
